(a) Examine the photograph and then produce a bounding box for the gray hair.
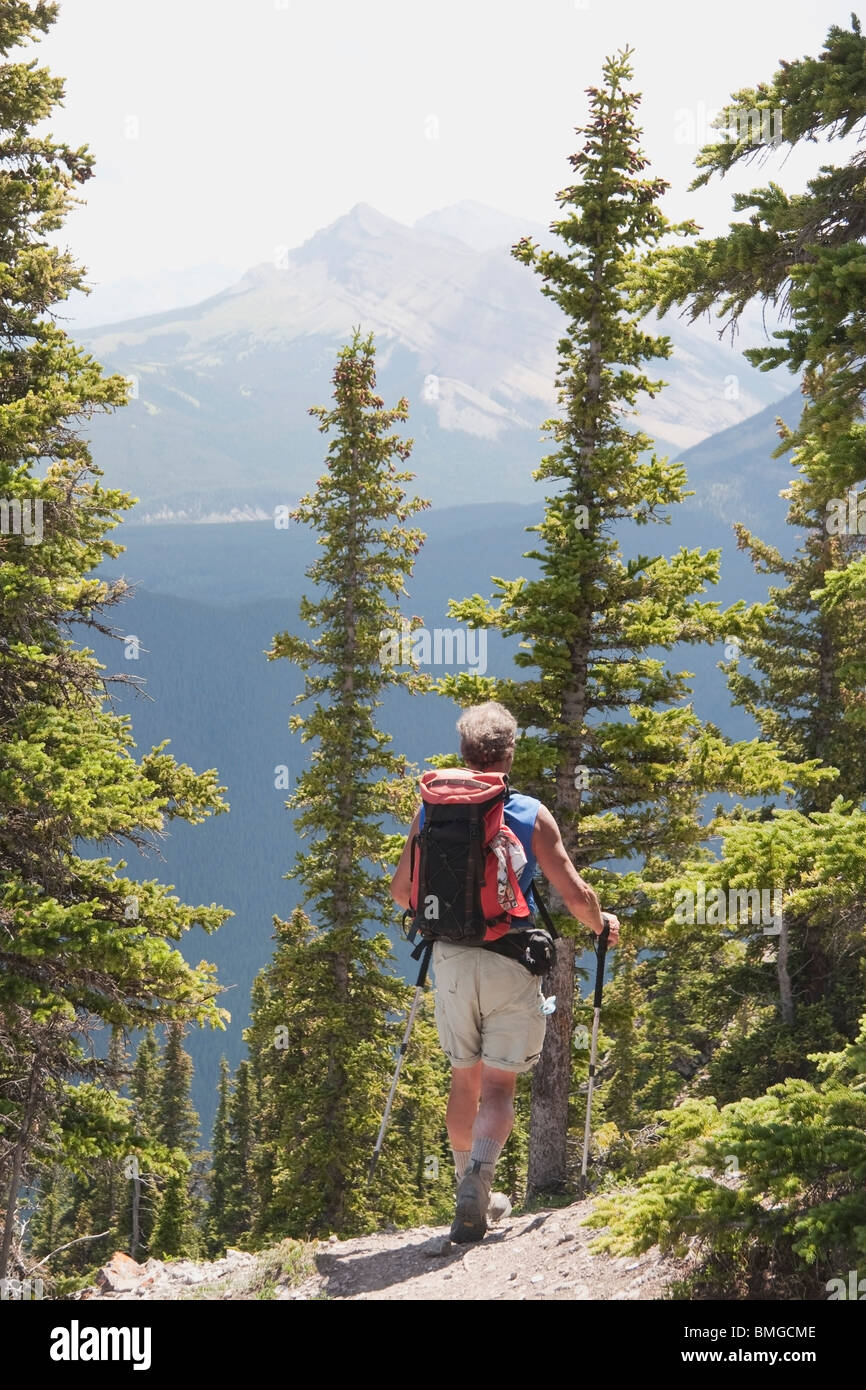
[457,701,517,769]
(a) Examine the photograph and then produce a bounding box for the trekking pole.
[579,918,611,1196]
[368,940,433,1184]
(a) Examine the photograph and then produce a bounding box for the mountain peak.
[414,200,548,252]
[328,202,405,238]
[287,202,411,272]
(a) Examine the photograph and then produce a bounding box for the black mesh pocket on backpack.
[413,804,488,942]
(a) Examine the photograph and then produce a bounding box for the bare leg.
[445,1062,482,1151]
[449,1064,517,1241]
[446,1062,518,1149]
[473,1064,517,1146]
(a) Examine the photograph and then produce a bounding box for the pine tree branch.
[30,1229,112,1270]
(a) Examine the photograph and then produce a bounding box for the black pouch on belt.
[522,929,556,975]
[482,927,556,976]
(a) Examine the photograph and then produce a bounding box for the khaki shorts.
[431,940,547,1074]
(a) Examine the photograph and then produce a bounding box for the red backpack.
[408,770,533,945]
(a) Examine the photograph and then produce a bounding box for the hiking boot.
[487,1191,512,1225]
[450,1169,489,1243]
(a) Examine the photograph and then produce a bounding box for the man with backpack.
[390,700,620,1243]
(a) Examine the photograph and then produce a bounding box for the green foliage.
[158,1024,200,1152]
[148,1024,203,1258]
[246,329,450,1239]
[0,3,230,1277]
[205,1057,231,1254]
[26,1080,136,1279]
[724,425,866,810]
[27,1025,205,1272]
[150,1167,195,1260]
[588,1016,866,1295]
[219,1059,258,1245]
[704,1003,845,1105]
[246,909,451,1239]
[592,798,866,1155]
[130,1031,160,1141]
[579,27,866,1235]
[585,27,866,1288]
[639,17,866,440]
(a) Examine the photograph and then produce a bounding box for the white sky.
[33,0,861,285]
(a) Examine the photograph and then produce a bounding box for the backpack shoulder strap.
[531,880,560,939]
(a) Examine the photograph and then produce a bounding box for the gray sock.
[452,1149,471,1181]
[470,1136,503,1189]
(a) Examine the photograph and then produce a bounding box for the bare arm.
[390,808,421,910]
[532,804,620,943]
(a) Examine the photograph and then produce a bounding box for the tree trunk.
[322,949,350,1231]
[802,937,830,1006]
[526,251,602,1193]
[130,1174,140,1261]
[528,624,591,1194]
[527,939,575,1194]
[777,917,794,1026]
[0,1059,39,1282]
[320,459,359,1232]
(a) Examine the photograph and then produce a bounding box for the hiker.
[390,700,620,1243]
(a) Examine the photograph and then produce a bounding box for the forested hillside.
[86,381,802,1136]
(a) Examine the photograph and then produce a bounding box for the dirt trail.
[78,1197,686,1302]
[299,1198,684,1301]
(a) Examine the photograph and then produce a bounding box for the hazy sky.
[34,0,858,287]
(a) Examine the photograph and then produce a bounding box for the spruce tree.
[590,992,866,1296]
[720,414,866,1033]
[638,18,866,1050]
[0,5,230,1278]
[248,328,450,1237]
[642,16,866,810]
[149,1024,201,1258]
[206,1057,231,1254]
[130,1032,161,1135]
[221,1059,257,1244]
[157,1024,199,1153]
[149,1168,195,1261]
[440,49,809,1194]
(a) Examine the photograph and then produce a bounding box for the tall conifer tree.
[206,1057,231,1254]
[221,1059,257,1244]
[441,49,811,1193]
[640,17,866,1045]
[0,2,229,1279]
[247,328,450,1237]
[150,1025,201,1258]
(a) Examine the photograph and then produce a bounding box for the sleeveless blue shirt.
[417,788,541,917]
